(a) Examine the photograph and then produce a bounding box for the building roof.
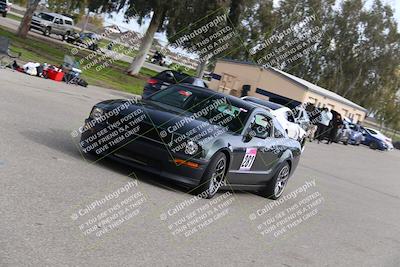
[218,59,367,112]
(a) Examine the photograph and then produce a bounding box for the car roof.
[41,12,73,21]
[242,96,285,110]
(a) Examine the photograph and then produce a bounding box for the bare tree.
[17,0,41,38]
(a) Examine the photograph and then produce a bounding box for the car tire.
[43,27,51,36]
[194,152,227,199]
[2,12,6,18]
[62,31,70,41]
[343,140,348,145]
[369,141,378,150]
[262,162,290,200]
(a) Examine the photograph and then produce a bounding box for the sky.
[102,0,400,46]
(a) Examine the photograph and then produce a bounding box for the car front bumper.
[80,119,209,187]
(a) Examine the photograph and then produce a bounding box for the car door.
[53,17,63,34]
[227,112,280,186]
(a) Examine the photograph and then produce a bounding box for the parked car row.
[335,120,363,145]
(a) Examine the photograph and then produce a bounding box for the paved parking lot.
[1,69,399,266]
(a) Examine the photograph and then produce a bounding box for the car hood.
[96,99,228,144]
[32,16,50,24]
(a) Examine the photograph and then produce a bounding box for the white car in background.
[242,97,307,148]
[163,56,173,67]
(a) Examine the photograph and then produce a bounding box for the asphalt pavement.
[0,69,400,266]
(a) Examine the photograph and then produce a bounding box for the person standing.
[316,107,333,143]
[328,111,343,144]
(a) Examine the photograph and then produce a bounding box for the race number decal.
[240,148,257,171]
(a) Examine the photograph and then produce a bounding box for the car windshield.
[149,86,250,133]
[38,13,54,21]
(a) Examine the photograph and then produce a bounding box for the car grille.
[31,20,41,27]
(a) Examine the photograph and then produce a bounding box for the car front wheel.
[194,152,226,199]
[262,162,290,200]
[43,27,51,36]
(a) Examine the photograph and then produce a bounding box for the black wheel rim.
[209,158,226,195]
[274,165,290,197]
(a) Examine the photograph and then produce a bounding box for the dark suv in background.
[142,70,208,98]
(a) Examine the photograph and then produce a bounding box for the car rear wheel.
[194,152,226,199]
[262,162,290,200]
[62,31,70,41]
[369,141,378,150]
[2,12,6,17]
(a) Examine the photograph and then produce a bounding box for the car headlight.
[185,141,199,155]
[90,107,104,120]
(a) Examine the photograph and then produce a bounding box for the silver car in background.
[30,12,74,40]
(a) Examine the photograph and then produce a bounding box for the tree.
[166,0,230,78]
[165,0,252,78]
[125,2,168,75]
[81,0,111,32]
[17,0,41,38]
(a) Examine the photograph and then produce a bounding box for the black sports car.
[80,85,301,199]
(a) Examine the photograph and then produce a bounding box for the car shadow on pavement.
[19,128,243,198]
[20,128,83,160]
[20,128,197,194]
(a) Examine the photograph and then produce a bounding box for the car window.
[366,128,377,135]
[39,13,54,22]
[273,119,286,138]
[250,114,273,139]
[65,20,73,25]
[155,71,190,84]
